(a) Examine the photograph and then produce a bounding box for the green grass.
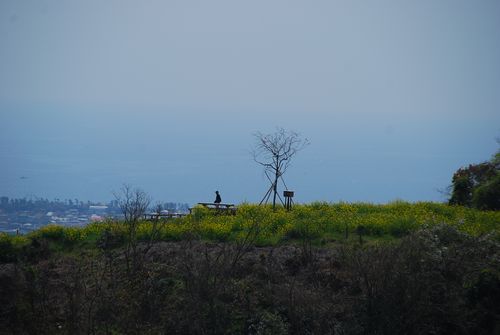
[1,202,499,257]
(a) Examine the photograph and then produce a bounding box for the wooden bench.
[189,203,237,215]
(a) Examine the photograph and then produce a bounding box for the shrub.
[285,221,322,240]
[191,206,211,221]
[248,311,288,335]
[472,175,500,210]
[35,224,66,241]
[30,225,86,247]
[0,233,17,263]
[97,227,125,250]
[388,217,418,237]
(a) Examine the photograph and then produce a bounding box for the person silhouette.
[214,191,222,204]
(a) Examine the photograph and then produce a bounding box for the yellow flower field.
[1,202,498,252]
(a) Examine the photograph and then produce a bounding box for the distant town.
[0,196,189,234]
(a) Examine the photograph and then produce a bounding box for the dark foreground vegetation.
[1,204,499,335]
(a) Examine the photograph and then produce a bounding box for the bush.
[284,221,321,240]
[248,311,288,335]
[388,217,418,237]
[35,224,66,241]
[473,175,500,210]
[341,224,500,334]
[97,227,125,250]
[0,234,17,263]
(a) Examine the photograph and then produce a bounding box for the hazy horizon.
[1,0,499,205]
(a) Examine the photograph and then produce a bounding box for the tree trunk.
[272,170,279,210]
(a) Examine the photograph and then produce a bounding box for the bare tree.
[253,128,309,209]
[143,202,167,254]
[114,184,150,223]
[113,184,151,273]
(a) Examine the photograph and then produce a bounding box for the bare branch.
[114,184,151,223]
[252,127,309,209]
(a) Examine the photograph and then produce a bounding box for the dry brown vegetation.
[1,224,499,334]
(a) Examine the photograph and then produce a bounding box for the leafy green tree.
[472,175,500,210]
[449,169,474,206]
[449,147,499,210]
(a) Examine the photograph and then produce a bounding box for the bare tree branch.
[252,127,309,209]
[113,184,151,274]
[113,184,150,223]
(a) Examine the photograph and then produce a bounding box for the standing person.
[214,191,222,204]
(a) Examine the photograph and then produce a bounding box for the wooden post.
[283,191,294,211]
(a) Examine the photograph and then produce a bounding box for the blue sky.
[1,0,499,205]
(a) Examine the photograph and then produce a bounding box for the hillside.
[0,202,499,334]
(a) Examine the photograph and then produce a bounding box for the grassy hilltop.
[2,201,499,252]
[1,202,499,334]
